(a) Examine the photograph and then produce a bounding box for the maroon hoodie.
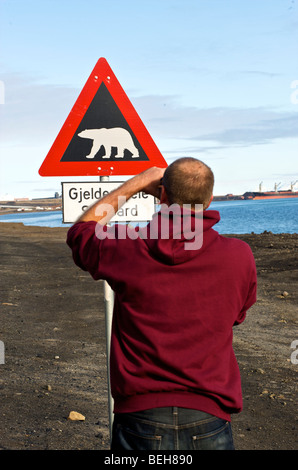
[67,208,257,421]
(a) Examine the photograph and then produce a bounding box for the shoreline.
[0,198,62,216]
[0,223,297,450]
[0,220,297,237]
[1,197,297,236]
[0,208,62,216]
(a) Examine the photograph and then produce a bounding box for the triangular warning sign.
[39,58,167,177]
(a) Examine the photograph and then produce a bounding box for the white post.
[100,175,114,446]
[103,280,114,444]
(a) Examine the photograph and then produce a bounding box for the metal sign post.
[99,175,115,444]
[103,279,114,444]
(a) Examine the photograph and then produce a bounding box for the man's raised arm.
[75,167,166,225]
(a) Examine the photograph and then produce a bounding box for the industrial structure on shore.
[213,181,298,201]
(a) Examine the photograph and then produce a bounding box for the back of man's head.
[162,157,214,210]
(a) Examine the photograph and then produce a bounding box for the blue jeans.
[111,407,235,450]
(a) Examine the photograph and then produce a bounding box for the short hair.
[162,157,214,210]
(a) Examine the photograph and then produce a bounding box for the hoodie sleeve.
[66,221,104,280]
[234,245,257,325]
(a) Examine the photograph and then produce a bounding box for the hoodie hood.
[139,206,220,265]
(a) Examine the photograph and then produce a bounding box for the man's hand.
[135,166,166,199]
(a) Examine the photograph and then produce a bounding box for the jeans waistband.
[118,406,223,426]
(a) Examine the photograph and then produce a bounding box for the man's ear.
[205,194,213,209]
[160,186,169,205]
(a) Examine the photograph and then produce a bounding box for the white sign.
[62,181,155,224]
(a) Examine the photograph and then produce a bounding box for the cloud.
[1,72,297,156]
[133,95,298,148]
[0,72,79,146]
[191,113,298,146]
[237,70,282,78]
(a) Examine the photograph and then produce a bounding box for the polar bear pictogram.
[78,127,140,159]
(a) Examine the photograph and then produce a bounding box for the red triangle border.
[39,58,167,177]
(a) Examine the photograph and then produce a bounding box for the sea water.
[0,197,297,234]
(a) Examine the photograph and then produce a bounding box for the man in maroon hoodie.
[67,157,257,450]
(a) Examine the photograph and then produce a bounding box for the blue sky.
[0,0,297,198]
